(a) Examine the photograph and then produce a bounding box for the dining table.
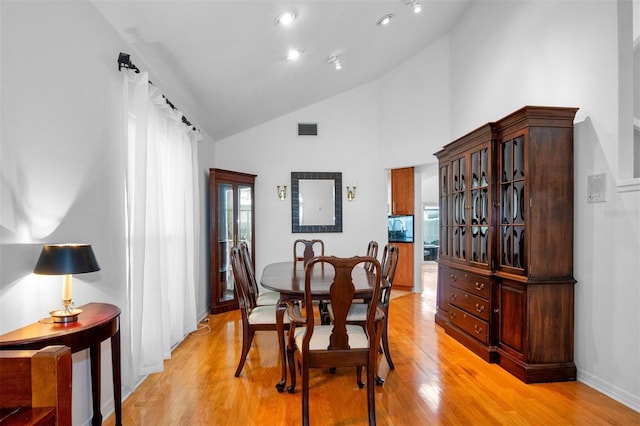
[260,260,380,392]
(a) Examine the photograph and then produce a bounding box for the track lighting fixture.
[403,0,422,14]
[328,55,342,70]
[376,14,393,26]
[275,10,297,26]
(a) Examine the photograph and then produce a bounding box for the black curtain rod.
[117,52,197,131]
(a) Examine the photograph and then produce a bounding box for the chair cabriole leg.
[234,330,254,377]
[381,318,394,370]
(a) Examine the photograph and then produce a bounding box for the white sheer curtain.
[123,70,199,379]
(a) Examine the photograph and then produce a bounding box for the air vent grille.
[298,123,318,136]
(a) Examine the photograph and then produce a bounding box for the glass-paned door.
[500,135,526,270]
[217,183,235,305]
[451,156,466,260]
[238,184,253,254]
[439,165,449,258]
[470,147,490,265]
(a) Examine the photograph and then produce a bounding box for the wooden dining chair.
[0,345,72,426]
[331,244,399,385]
[239,241,280,306]
[286,256,382,426]
[230,246,290,377]
[293,239,325,266]
[347,245,399,374]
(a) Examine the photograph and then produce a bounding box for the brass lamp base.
[50,308,83,323]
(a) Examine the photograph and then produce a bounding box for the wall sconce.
[277,185,287,200]
[346,186,356,201]
[34,243,100,323]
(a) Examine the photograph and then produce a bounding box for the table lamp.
[34,244,100,323]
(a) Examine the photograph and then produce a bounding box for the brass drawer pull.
[474,324,483,334]
[475,282,484,291]
[475,303,485,313]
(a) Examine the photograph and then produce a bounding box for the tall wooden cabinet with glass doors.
[435,106,578,383]
[435,124,496,362]
[209,168,256,314]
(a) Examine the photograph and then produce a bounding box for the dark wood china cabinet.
[435,106,578,383]
[209,168,256,314]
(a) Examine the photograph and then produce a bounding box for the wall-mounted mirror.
[291,172,342,233]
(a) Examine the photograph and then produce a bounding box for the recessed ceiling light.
[286,49,302,61]
[376,14,393,26]
[275,10,297,26]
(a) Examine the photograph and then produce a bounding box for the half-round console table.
[0,302,122,426]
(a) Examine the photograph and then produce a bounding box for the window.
[423,206,439,261]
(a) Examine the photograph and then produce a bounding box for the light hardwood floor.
[105,263,639,425]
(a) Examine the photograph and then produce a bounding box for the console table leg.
[111,330,122,425]
[89,343,102,426]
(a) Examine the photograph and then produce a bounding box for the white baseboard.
[578,369,640,413]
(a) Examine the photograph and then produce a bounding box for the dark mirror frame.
[291,171,343,233]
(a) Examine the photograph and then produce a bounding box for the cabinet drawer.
[449,270,490,298]
[449,288,490,321]
[448,306,489,344]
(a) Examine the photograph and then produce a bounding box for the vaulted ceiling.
[92,0,472,141]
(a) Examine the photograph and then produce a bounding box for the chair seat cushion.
[327,303,385,323]
[294,324,369,350]
[256,290,280,306]
[346,303,367,321]
[248,305,288,325]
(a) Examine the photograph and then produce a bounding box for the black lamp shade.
[34,244,100,275]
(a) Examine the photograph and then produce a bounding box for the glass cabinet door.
[238,184,253,254]
[439,165,449,258]
[500,135,525,271]
[216,182,235,306]
[451,156,466,261]
[444,143,492,268]
[469,146,490,265]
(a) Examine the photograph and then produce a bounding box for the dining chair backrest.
[363,240,378,272]
[230,246,255,312]
[303,256,381,351]
[293,239,325,265]
[238,241,258,307]
[288,255,382,425]
[379,244,400,304]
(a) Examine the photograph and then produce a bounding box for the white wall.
[0,2,129,424]
[378,35,452,168]
[205,84,389,280]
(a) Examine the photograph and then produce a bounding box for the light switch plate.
[587,173,607,203]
